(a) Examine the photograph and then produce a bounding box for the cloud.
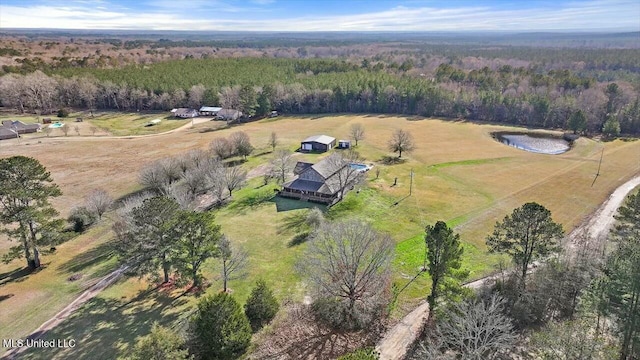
[0,0,638,31]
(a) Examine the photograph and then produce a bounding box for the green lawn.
[86,112,192,136]
[3,114,640,359]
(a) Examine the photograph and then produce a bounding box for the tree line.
[1,57,639,135]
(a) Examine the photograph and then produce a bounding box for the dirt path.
[375,174,640,360]
[2,265,129,360]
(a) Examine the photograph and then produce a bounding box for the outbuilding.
[199,106,222,116]
[300,135,336,152]
[215,109,243,122]
[172,108,199,118]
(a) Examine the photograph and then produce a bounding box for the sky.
[0,0,639,32]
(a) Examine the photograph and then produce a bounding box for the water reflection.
[495,133,571,155]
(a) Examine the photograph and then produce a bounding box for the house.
[300,135,336,152]
[1,120,40,135]
[279,157,359,205]
[215,109,243,121]
[0,127,17,140]
[173,108,199,118]
[199,106,222,116]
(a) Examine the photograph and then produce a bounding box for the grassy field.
[85,111,194,136]
[0,110,196,139]
[1,114,639,359]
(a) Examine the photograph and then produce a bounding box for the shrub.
[338,347,380,360]
[129,323,190,360]
[244,279,279,332]
[57,108,69,118]
[189,292,251,360]
[67,206,96,232]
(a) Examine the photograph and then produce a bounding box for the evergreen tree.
[486,202,563,286]
[189,292,251,360]
[171,211,222,288]
[0,156,63,269]
[244,279,279,332]
[424,221,468,320]
[238,84,258,118]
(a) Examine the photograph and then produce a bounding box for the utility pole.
[409,168,414,196]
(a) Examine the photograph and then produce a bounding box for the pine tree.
[244,279,279,332]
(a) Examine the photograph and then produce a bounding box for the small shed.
[269,110,279,118]
[173,108,199,118]
[42,118,52,124]
[76,117,84,122]
[199,106,222,116]
[300,135,336,152]
[338,140,351,149]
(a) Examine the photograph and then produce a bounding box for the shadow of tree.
[277,213,308,235]
[379,156,406,165]
[226,188,276,214]
[0,293,14,303]
[56,241,116,275]
[0,267,33,287]
[252,304,381,359]
[20,288,190,360]
[287,232,310,248]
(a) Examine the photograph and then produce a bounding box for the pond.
[493,132,571,155]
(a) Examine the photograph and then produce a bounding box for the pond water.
[494,132,571,155]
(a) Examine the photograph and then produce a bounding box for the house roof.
[293,161,313,175]
[309,156,343,179]
[282,178,326,193]
[174,108,198,116]
[2,120,40,131]
[302,135,336,145]
[0,127,17,138]
[199,106,222,112]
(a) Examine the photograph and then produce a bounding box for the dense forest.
[0,33,639,135]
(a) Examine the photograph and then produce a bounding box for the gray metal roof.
[199,106,222,112]
[302,135,336,145]
[293,161,313,175]
[282,178,325,193]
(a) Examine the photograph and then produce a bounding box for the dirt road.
[2,265,129,359]
[375,174,640,360]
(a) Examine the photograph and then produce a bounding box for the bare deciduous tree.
[85,188,113,220]
[90,126,98,136]
[298,220,394,330]
[436,295,517,360]
[305,207,325,230]
[210,137,233,159]
[325,150,365,200]
[268,131,278,152]
[270,149,294,184]
[350,123,365,146]
[43,126,52,137]
[61,124,70,137]
[73,125,80,136]
[230,131,254,160]
[219,235,248,293]
[225,165,247,197]
[388,128,415,158]
[182,166,208,197]
[188,84,206,109]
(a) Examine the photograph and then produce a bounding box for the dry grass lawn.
[1,114,639,359]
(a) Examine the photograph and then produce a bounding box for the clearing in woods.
[0,114,639,359]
